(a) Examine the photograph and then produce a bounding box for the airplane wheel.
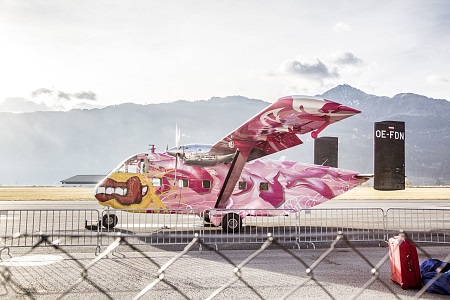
[204,214,211,223]
[203,211,211,223]
[203,213,218,227]
[221,213,242,233]
[102,213,118,229]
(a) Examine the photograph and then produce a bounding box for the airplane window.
[115,163,126,173]
[140,160,145,174]
[238,181,247,190]
[202,180,211,188]
[178,179,189,188]
[259,182,269,191]
[112,155,140,173]
[126,163,139,174]
[115,163,136,173]
[152,178,162,187]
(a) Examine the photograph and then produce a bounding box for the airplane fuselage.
[94,151,367,225]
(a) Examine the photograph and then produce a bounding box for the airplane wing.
[213,95,361,208]
[211,95,360,160]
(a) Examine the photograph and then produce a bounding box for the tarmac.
[1,240,449,299]
[1,193,449,299]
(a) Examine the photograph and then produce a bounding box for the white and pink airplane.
[94,96,370,232]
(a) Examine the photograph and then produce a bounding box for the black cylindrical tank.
[374,121,405,190]
[314,136,338,168]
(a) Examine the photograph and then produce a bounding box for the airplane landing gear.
[221,213,242,233]
[102,213,118,229]
[203,211,211,224]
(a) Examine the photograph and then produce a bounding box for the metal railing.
[99,208,203,246]
[1,208,449,254]
[0,209,100,248]
[385,209,450,244]
[203,208,300,247]
[297,208,386,248]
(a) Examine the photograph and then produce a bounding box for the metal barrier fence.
[99,208,203,247]
[98,208,300,249]
[203,208,300,247]
[1,208,449,253]
[385,209,450,244]
[297,208,386,247]
[0,209,100,248]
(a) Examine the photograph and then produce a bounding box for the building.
[60,175,105,186]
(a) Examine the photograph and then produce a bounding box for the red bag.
[388,235,422,289]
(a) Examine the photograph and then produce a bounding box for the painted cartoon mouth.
[95,176,148,205]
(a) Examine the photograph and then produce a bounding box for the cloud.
[427,74,449,86]
[329,51,363,66]
[272,52,366,94]
[283,58,339,80]
[31,88,97,102]
[0,97,49,113]
[73,91,97,101]
[57,91,71,100]
[31,88,52,98]
[332,22,352,33]
[13,88,103,112]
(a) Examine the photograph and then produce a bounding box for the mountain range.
[1,84,449,186]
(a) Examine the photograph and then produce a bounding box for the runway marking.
[0,255,64,267]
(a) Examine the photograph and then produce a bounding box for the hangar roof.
[61,175,105,185]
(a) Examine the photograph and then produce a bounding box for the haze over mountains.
[1,84,449,186]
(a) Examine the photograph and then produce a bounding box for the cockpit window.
[113,155,141,174]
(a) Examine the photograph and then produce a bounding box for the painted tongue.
[114,176,144,205]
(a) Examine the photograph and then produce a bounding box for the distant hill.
[320,84,450,185]
[0,86,449,185]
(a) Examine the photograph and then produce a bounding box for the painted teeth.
[96,186,128,195]
[115,187,127,196]
[95,185,148,196]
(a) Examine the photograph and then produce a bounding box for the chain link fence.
[0,231,449,299]
[1,208,449,298]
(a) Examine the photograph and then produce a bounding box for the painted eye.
[142,186,148,196]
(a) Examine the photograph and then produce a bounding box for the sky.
[1,0,450,112]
